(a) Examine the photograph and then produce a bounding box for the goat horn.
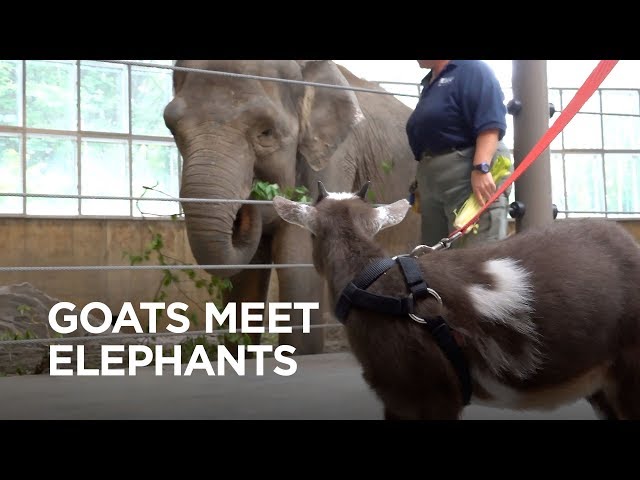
[317,181,329,200]
[357,181,371,200]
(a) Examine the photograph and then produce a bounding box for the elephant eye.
[255,126,278,149]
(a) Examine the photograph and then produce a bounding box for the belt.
[421,145,472,158]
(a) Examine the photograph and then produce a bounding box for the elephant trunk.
[180,141,261,278]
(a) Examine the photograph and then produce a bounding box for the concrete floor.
[0,352,597,420]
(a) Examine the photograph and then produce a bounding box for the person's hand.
[471,170,496,206]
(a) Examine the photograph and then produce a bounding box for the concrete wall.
[0,217,214,331]
[622,220,640,239]
[1,216,639,329]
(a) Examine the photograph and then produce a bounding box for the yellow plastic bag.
[453,155,512,234]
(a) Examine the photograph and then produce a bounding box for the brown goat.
[272,182,640,420]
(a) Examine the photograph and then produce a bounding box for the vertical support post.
[511,60,554,232]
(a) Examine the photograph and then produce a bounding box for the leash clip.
[409,231,465,258]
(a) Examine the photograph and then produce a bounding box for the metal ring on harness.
[408,288,443,324]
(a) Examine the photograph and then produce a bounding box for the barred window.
[0,60,180,217]
[550,88,640,219]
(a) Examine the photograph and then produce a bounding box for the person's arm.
[471,128,499,206]
[459,62,507,206]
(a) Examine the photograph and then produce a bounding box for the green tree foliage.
[0,61,20,126]
[132,143,181,217]
[81,62,128,133]
[132,66,173,136]
[0,61,179,216]
[26,60,76,130]
[0,136,21,212]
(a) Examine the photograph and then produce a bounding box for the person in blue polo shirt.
[406,60,513,248]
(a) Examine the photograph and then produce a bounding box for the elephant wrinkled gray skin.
[163,60,421,354]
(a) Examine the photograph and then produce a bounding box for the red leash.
[449,60,619,240]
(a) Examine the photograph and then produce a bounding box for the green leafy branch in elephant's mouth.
[250,180,311,203]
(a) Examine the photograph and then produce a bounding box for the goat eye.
[260,128,272,137]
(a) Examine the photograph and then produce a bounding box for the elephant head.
[163,60,366,277]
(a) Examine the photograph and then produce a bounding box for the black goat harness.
[334,255,473,406]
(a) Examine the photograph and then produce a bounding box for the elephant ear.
[296,60,365,172]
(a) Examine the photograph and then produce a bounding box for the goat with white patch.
[273,182,640,420]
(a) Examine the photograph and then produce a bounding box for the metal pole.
[511,60,554,232]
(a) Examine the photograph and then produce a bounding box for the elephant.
[163,60,421,355]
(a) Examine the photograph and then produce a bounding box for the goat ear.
[273,196,318,234]
[375,199,411,232]
[356,181,370,200]
[316,180,329,203]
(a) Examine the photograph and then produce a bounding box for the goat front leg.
[384,406,406,421]
[587,390,619,420]
[608,347,640,420]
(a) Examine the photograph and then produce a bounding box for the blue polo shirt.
[405,60,507,160]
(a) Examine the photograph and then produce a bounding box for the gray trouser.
[416,142,513,249]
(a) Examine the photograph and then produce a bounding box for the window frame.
[0,60,181,220]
